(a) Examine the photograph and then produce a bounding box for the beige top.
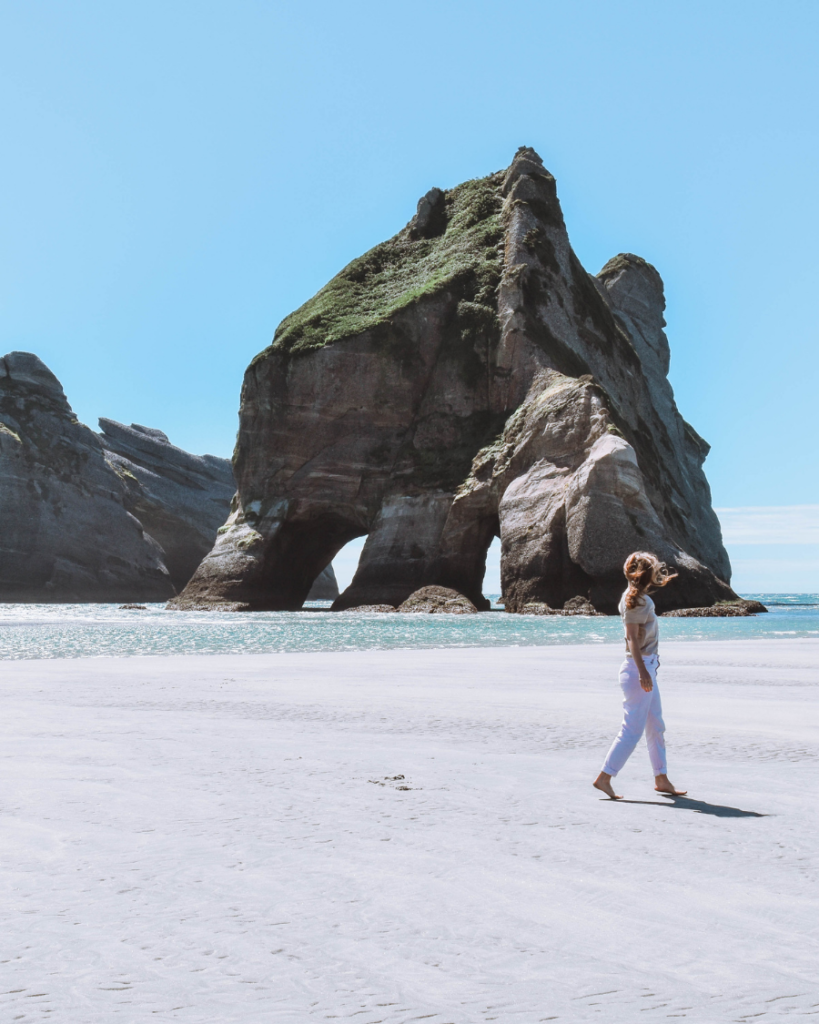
[619,590,659,658]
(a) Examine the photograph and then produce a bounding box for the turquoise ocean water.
[0,594,815,660]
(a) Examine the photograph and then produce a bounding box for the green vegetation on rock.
[262,173,505,359]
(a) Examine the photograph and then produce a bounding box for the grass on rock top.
[259,173,505,360]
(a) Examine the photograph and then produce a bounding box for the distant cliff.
[306,564,339,601]
[0,353,235,602]
[0,353,173,601]
[172,147,737,613]
[98,418,235,592]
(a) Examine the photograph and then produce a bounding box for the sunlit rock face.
[448,370,736,613]
[175,148,735,614]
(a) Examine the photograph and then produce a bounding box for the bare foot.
[654,774,687,796]
[593,772,622,800]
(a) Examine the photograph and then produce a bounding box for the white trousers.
[601,655,667,777]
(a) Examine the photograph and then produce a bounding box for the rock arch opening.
[330,536,367,594]
[434,509,499,611]
[254,513,366,611]
[482,535,502,599]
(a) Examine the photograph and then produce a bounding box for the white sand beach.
[2,639,818,1023]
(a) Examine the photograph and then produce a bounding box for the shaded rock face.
[0,353,174,602]
[98,419,236,592]
[408,188,447,240]
[176,147,735,613]
[306,564,339,600]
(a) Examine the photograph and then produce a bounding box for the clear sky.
[2,0,817,590]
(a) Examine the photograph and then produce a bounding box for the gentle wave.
[741,592,819,607]
[0,595,816,660]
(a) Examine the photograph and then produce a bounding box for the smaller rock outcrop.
[340,604,397,613]
[518,597,605,616]
[98,419,235,592]
[408,187,447,240]
[519,602,556,615]
[740,600,768,614]
[662,600,767,617]
[397,586,477,614]
[562,596,604,616]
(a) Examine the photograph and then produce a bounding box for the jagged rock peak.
[501,145,554,195]
[130,423,171,443]
[408,187,447,240]
[595,253,671,381]
[598,251,662,286]
[0,352,66,397]
[98,418,231,479]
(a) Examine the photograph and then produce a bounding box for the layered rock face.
[0,352,246,602]
[448,369,735,611]
[0,353,174,602]
[176,148,735,613]
[98,419,236,591]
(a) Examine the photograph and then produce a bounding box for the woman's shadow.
[613,796,766,818]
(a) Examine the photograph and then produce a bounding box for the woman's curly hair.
[623,551,678,609]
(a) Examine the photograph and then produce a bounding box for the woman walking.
[593,552,687,800]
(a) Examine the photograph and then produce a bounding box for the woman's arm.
[626,622,653,692]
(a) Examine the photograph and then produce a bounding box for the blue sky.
[1,0,817,590]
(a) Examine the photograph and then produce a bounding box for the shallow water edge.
[0,594,815,660]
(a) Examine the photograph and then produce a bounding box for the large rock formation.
[0,353,174,601]
[175,148,737,614]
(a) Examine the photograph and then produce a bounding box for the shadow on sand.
[611,796,767,818]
